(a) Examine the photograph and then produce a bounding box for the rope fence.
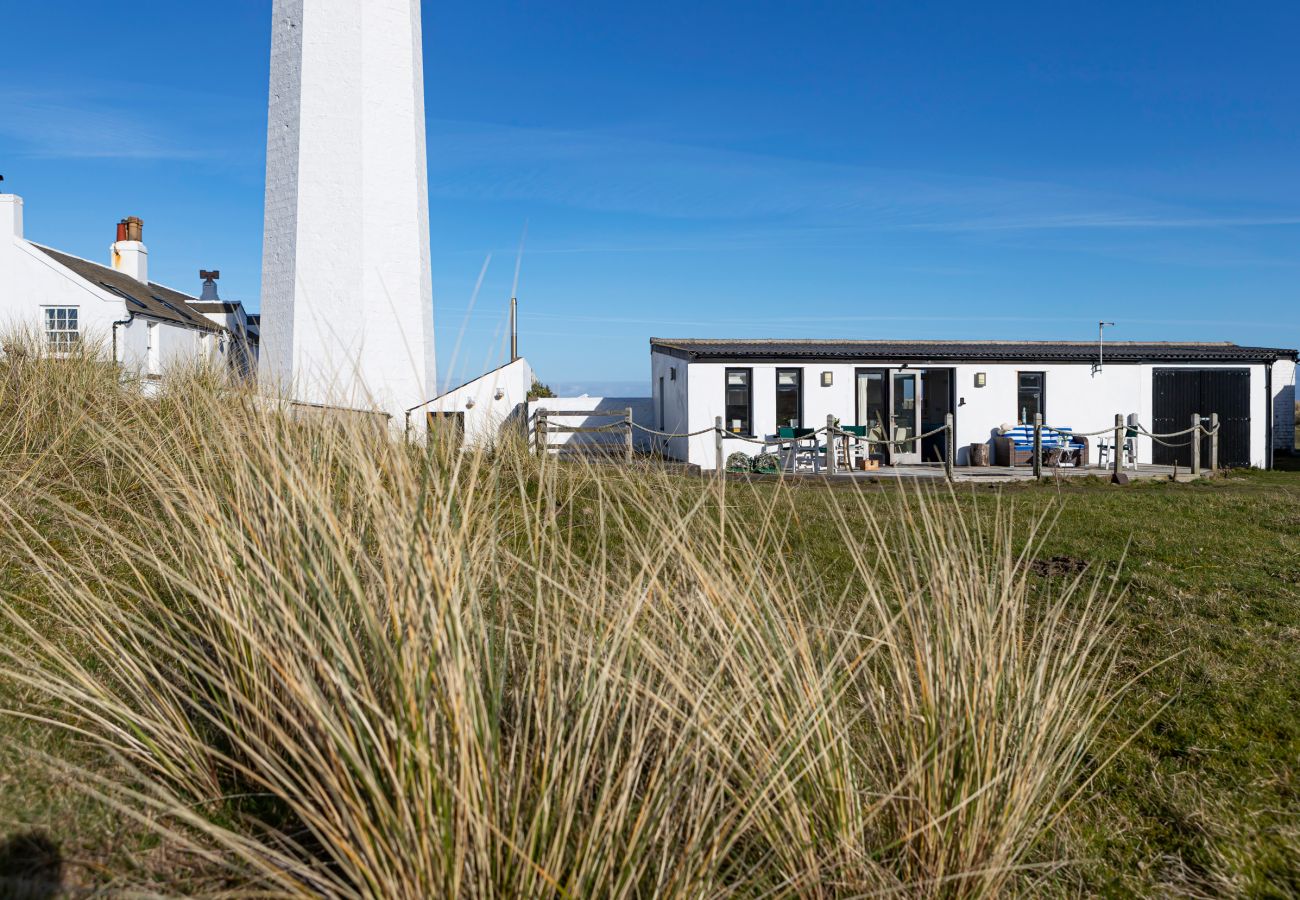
[533,407,1226,480]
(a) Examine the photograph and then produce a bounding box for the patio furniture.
[778,426,820,472]
[839,425,868,469]
[994,425,1090,467]
[1096,425,1138,470]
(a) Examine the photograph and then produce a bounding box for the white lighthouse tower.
[259,0,436,420]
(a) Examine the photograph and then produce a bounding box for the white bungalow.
[0,193,257,379]
[650,338,1297,471]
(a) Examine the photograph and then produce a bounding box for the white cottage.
[650,338,1297,470]
[0,194,257,379]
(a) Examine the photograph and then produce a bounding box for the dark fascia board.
[650,343,692,362]
[649,338,1298,365]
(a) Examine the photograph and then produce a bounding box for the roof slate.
[650,338,1297,363]
[33,244,221,332]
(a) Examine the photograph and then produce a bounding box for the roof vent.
[200,270,221,302]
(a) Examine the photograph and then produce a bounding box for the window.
[1017,372,1045,424]
[724,368,752,434]
[776,368,802,428]
[43,307,79,352]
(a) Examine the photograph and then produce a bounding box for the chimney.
[200,270,221,302]
[111,215,148,283]
[1,193,21,239]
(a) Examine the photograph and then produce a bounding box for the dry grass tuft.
[0,350,1126,897]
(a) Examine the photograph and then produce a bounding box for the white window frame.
[42,306,80,354]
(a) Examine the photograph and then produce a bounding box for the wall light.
[494,388,505,400]
[465,398,475,409]
[974,372,987,388]
[821,371,833,387]
[669,366,677,381]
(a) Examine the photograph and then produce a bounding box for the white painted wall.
[661,356,1283,470]
[1,194,219,377]
[260,0,436,422]
[528,395,656,453]
[420,358,533,447]
[2,195,129,351]
[651,349,691,459]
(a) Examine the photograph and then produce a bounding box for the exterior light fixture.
[669,366,677,381]
[974,372,987,388]
[494,388,505,400]
[465,398,475,409]
[821,371,833,387]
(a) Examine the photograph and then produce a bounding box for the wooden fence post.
[1210,412,1219,472]
[1113,414,1123,480]
[1191,413,1201,476]
[1032,413,1043,478]
[825,415,838,476]
[714,416,724,476]
[624,407,634,463]
[944,413,954,482]
[535,409,548,456]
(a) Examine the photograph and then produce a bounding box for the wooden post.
[944,413,954,482]
[825,415,838,476]
[1191,413,1201,476]
[1113,414,1123,479]
[535,409,548,456]
[624,407,634,463]
[1032,413,1043,478]
[1210,412,1219,472]
[714,416,724,476]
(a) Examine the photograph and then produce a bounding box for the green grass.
[1,351,1297,895]
[6,470,1297,893]
[769,471,1300,895]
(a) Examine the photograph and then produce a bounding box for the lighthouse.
[259,0,436,420]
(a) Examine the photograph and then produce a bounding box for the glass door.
[889,370,921,464]
[855,369,887,460]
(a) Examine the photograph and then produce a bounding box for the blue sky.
[3,1,1297,394]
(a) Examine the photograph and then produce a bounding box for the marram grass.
[0,348,1126,897]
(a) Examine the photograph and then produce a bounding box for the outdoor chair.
[993,425,1090,467]
[839,425,868,468]
[778,426,820,472]
[1096,426,1138,470]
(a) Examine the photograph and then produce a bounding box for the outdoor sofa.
[993,425,1090,467]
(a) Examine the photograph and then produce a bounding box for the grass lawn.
[773,468,1300,895]
[2,464,1298,894]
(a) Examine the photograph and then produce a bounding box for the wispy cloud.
[427,119,1300,237]
[0,87,207,160]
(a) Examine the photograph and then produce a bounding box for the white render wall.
[654,351,1280,470]
[650,349,690,459]
[1,196,202,372]
[260,0,437,421]
[420,358,533,446]
[2,195,129,350]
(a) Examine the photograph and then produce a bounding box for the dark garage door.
[1152,369,1251,468]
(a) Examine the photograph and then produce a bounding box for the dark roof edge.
[650,338,1298,364]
